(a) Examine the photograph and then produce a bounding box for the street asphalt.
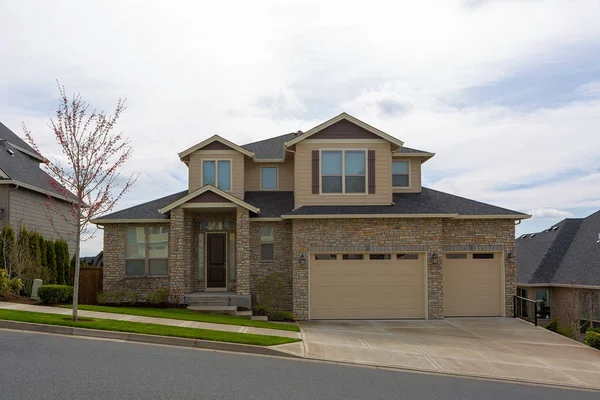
[0,329,597,400]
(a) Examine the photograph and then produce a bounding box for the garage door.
[443,253,503,317]
[309,253,426,319]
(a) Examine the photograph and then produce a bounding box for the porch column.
[235,206,250,295]
[169,206,193,302]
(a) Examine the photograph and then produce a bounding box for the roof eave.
[281,213,458,219]
[455,214,532,220]
[158,185,260,214]
[178,135,254,159]
[92,218,170,224]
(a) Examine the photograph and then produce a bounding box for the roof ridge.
[241,132,297,147]
[530,219,584,284]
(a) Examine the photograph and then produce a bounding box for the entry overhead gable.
[178,135,254,160]
[158,184,260,214]
[285,112,404,148]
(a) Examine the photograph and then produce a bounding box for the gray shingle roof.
[244,191,294,218]
[96,190,188,220]
[395,146,432,154]
[241,133,298,160]
[0,122,74,200]
[286,188,527,217]
[516,210,600,286]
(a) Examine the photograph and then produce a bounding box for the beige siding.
[8,188,76,256]
[391,157,422,193]
[188,150,245,198]
[244,157,294,191]
[295,141,392,207]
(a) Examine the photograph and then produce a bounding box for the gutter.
[0,180,75,203]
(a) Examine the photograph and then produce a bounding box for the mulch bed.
[0,294,40,305]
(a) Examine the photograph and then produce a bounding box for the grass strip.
[58,305,299,332]
[0,309,300,346]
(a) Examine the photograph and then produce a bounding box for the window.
[321,150,366,194]
[261,167,277,190]
[536,289,551,319]
[315,254,337,260]
[203,160,231,190]
[126,226,169,276]
[369,254,391,260]
[397,254,419,260]
[126,227,145,276]
[473,253,494,259]
[260,226,274,261]
[446,253,467,259]
[392,161,409,187]
[342,254,364,260]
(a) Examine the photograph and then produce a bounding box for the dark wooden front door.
[207,234,226,288]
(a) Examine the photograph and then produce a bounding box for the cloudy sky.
[1,0,599,255]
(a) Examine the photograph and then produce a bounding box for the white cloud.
[576,81,600,96]
[526,208,574,220]
[0,0,599,254]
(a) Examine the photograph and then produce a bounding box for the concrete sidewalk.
[0,302,301,339]
[275,318,600,390]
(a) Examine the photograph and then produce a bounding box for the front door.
[207,233,226,288]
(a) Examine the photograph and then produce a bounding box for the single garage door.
[443,252,503,317]
[309,252,426,320]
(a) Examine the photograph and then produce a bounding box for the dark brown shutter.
[312,150,319,194]
[368,150,375,194]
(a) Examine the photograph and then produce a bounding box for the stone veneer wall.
[249,220,293,311]
[291,218,516,321]
[102,223,171,297]
[235,206,250,295]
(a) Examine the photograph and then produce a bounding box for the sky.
[0,0,599,255]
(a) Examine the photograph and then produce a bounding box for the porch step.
[186,305,237,315]
[235,310,253,319]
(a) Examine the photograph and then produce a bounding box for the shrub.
[9,277,23,295]
[584,331,600,350]
[252,304,270,316]
[45,240,57,284]
[588,327,600,334]
[0,226,15,270]
[97,291,112,304]
[544,318,559,332]
[0,269,10,297]
[269,311,295,322]
[146,288,169,305]
[38,284,73,304]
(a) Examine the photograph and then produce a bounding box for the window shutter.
[312,150,319,194]
[368,150,375,194]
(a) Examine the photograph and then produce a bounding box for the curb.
[0,320,302,359]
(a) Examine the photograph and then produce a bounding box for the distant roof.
[241,132,297,160]
[284,188,528,218]
[0,122,75,201]
[517,210,600,286]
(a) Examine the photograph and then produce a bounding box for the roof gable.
[285,112,404,148]
[158,185,259,214]
[178,135,254,160]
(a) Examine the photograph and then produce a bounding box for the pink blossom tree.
[23,82,137,320]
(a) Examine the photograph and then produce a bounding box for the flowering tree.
[23,82,137,320]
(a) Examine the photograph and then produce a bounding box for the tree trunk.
[72,207,82,321]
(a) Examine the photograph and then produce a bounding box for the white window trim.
[319,149,368,195]
[201,159,233,191]
[392,160,411,189]
[260,166,279,190]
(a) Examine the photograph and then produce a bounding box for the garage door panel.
[443,254,502,317]
[309,254,426,319]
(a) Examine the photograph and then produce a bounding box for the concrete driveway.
[276,318,600,390]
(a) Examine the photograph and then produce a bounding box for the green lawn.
[0,309,300,347]
[60,305,300,332]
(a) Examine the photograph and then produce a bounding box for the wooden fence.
[71,267,103,305]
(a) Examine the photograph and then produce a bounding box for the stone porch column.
[235,206,250,295]
[169,206,193,302]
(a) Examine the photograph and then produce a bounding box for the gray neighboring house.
[0,122,76,254]
[517,210,600,332]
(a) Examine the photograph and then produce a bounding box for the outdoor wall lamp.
[430,252,437,261]
[506,251,514,260]
[298,252,307,263]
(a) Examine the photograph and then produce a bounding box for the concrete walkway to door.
[274,318,600,390]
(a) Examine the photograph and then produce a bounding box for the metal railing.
[513,295,537,326]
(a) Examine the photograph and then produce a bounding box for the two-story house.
[94,113,530,320]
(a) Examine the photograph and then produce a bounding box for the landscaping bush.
[252,304,270,316]
[9,277,23,295]
[584,330,600,350]
[544,318,559,332]
[146,288,169,305]
[0,269,10,296]
[588,327,600,334]
[268,311,295,322]
[38,284,73,304]
[97,291,141,305]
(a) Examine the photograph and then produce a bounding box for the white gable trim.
[158,184,259,214]
[178,135,254,159]
[285,112,404,148]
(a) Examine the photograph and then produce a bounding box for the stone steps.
[186,305,237,315]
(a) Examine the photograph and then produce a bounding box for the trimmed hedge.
[38,285,73,304]
[585,330,600,350]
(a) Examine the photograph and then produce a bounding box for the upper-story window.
[261,167,277,190]
[321,150,366,194]
[203,160,231,190]
[392,161,409,187]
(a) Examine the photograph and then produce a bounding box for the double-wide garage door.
[443,253,503,317]
[309,253,426,320]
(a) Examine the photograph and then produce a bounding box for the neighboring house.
[0,123,76,255]
[93,113,529,320]
[517,210,600,333]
